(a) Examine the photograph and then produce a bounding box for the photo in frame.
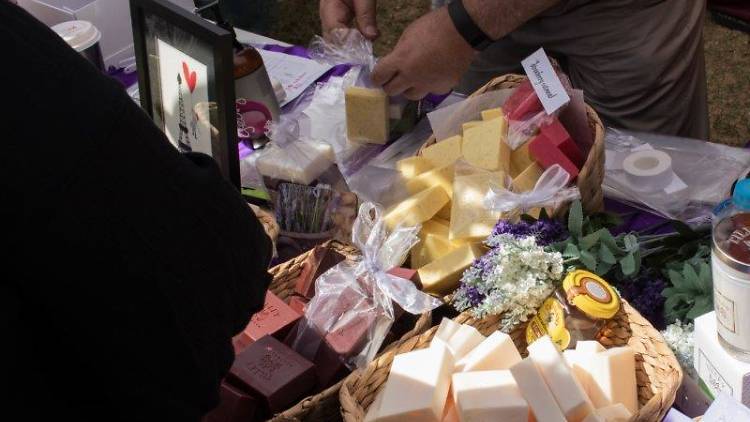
[130,0,240,186]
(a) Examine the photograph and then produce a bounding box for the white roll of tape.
[622,149,673,191]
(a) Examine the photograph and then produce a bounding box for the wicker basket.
[264,240,433,422]
[419,74,606,216]
[340,300,683,422]
[251,204,281,245]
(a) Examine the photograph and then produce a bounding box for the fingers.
[403,87,428,101]
[383,74,409,97]
[353,0,378,39]
[371,54,398,87]
[320,0,353,36]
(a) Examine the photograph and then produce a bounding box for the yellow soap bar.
[462,121,482,134]
[436,202,452,220]
[422,135,463,168]
[406,164,455,198]
[397,156,433,178]
[462,117,510,172]
[510,141,535,178]
[384,186,450,230]
[411,219,451,268]
[418,243,484,296]
[449,172,504,242]
[512,163,544,192]
[481,107,504,121]
[345,87,389,144]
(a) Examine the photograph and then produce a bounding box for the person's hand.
[371,8,475,100]
[320,0,379,40]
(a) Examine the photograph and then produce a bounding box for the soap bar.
[595,403,633,422]
[432,317,462,346]
[512,162,544,193]
[563,349,594,397]
[504,79,544,121]
[462,117,511,172]
[256,141,334,185]
[462,121,483,133]
[452,370,529,422]
[441,323,486,361]
[284,321,350,389]
[418,243,484,296]
[411,219,452,269]
[204,381,258,422]
[456,331,521,372]
[345,87,389,144]
[442,391,460,422]
[540,118,585,167]
[325,310,377,357]
[511,358,567,422]
[397,156,433,178]
[242,291,301,343]
[436,202,452,220]
[529,132,580,180]
[422,135,463,168]
[588,347,638,413]
[288,295,309,315]
[582,412,606,422]
[295,244,347,299]
[406,164,455,198]
[387,267,421,287]
[229,335,316,414]
[421,234,460,267]
[527,336,594,422]
[364,390,386,422]
[510,141,535,177]
[377,341,455,422]
[384,185,450,230]
[481,107,504,121]
[576,340,606,354]
[449,172,504,241]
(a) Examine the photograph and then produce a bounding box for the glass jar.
[234,46,280,146]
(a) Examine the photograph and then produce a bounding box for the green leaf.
[539,207,550,221]
[580,229,604,250]
[620,253,636,276]
[698,262,713,294]
[563,243,581,259]
[568,201,584,238]
[686,296,713,320]
[580,249,598,271]
[599,231,624,253]
[668,269,687,290]
[633,249,642,276]
[599,243,617,264]
[662,287,679,298]
[596,261,613,276]
[623,234,639,253]
[682,263,702,292]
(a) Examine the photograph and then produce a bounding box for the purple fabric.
[605,198,674,235]
[238,141,255,160]
[107,67,138,89]
[262,44,353,84]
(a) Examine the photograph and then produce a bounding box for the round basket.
[340,300,683,422]
[264,240,433,422]
[419,73,606,216]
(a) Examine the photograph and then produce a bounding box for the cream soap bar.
[397,156,433,178]
[588,347,638,413]
[418,243,484,296]
[256,141,334,185]
[595,403,632,422]
[441,324,485,361]
[452,370,528,422]
[449,172,504,241]
[432,318,462,346]
[422,135,463,168]
[377,342,455,422]
[384,185,449,230]
[411,219,455,268]
[577,341,606,354]
[528,336,594,422]
[456,331,521,372]
[510,358,567,422]
[512,163,544,193]
[406,164,455,198]
[481,107,503,121]
[563,349,594,397]
[345,87,389,144]
[462,121,483,133]
[462,117,511,172]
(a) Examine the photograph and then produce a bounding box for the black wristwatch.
[447,0,493,51]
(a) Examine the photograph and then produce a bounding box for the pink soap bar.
[242,291,301,343]
[204,381,258,422]
[529,134,579,180]
[325,310,377,357]
[387,267,421,288]
[288,295,309,316]
[540,118,585,167]
[504,80,544,121]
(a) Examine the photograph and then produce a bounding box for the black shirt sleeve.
[0,3,271,420]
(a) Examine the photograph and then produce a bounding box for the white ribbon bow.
[484,164,580,214]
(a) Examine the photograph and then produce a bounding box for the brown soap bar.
[288,295,309,315]
[229,335,316,414]
[231,333,252,356]
[203,381,258,422]
[294,245,346,299]
[284,320,351,389]
[242,291,301,343]
[325,310,377,357]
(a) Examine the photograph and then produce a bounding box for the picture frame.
[130,0,239,187]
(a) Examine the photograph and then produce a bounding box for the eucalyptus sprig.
[662,250,713,324]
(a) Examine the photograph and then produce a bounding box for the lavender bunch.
[617,273,667,330]
[487,218,567,248]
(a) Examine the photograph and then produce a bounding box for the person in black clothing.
[0,2,272,420]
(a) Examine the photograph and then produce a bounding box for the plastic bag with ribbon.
[484,164,580,217]
[290,202,442,371]
[308,28,376,87]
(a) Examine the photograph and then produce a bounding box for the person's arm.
[464,0,558,40]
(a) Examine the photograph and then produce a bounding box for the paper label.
[521,48,571,115]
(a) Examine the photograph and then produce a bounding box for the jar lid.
[713,213,750,273]
[562,270,620,319]
[51,20,101,52]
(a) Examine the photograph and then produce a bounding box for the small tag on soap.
[521,48,571,115]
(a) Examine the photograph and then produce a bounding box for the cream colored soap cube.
[576,341,606,354]
[563,349,594,397]
[443,324,485,361]
[452,370,529,422]
[528,336,594,422]
[595,403,633,422]
[449,172,504,242]
[481,107,503,121]
[397,155,433,178]
[462,117,511,172]
[384,185,450,230]
[462,120,483,134]
[456,331,521,372]
[412,219,453,268]
[588,347,638,414]
[406,164,455,198]
[421,235,460,265]
[582,411,606,422]
[510,358,567,422]
[377,342,455,422]
[345,87,389,144]
[418,243,484,296]
[433,318,462,346]
[442,391,460,422]
[423,135,463,168]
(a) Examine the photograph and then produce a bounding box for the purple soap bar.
[203,381,258,422]
[229,335,316,414]
[294,245,346,299]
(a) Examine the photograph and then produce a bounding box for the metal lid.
[713,213,750,274]
[51,20,101,52]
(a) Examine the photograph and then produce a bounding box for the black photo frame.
[130,0,239,187]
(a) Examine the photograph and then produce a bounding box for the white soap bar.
[510,358,567,422]
[595,403,633,422]
[443,324,485,361]
[452,370,529,422]
[456,331,521,372]
[256,141,334,185]
[377,341,455,422]
[442,390,460,422]
[576,341,606,354]
[563,349,593,397]
[588,347,638,413]
[528,336,594,422]
[364,390,385,422]
[582,411,606,422]
[432,318,461,347]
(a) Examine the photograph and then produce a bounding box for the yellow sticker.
[526,297,570,350]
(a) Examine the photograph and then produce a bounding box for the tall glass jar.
[234,47,280,146]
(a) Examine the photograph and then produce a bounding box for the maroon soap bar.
[242,291,301,343]
[229,335,316,414]
[203,381,258,422]
[503,80,544,121]
[325,310,377,357]
[231,333,252,356]
[294,245,346,299]
[529,133,580,180]
[284,320,351,389]
[288,295,309,316]
[539,118,584,167]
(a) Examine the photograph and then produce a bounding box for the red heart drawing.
[182,61,197,93]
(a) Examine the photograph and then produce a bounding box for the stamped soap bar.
[294,244,346,299]
[203,381,258,422]
[241,291,301,343]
